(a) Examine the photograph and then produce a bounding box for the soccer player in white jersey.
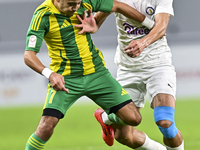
[75,0,184,150]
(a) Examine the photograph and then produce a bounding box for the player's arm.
[75,0,154,34]
[125,13,170,57]
[93,12,110,31]
[96,0,154,29]
[24,50,69,93]
[111,0,144,24]
[141,13,170,45]
[24,51,45,74]
[74,10,110,34]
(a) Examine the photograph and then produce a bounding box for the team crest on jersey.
[146,7,155,15]
[28,35,37,48]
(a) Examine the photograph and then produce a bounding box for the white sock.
[136,134,167,150]
[101,112,113,125]
[166,141,184,150]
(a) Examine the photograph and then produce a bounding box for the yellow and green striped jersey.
[26,0,113,76]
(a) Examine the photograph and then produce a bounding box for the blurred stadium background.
[0,0,199,149]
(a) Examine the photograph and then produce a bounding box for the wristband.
[42,68,53,79]
[141,17,155,29]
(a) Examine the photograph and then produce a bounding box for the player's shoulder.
[33,1,52,17]
[154,0,173,5]
[34,6,51,15]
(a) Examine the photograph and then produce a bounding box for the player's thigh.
[43,77,84,117]
[116,66,146,108]
[86,69,131,114]
[146,65,176,107]
[152,93,175,108]
[115,101,141,125]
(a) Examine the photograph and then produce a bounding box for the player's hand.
[74,9,98,34]
[124,39,146,58]
[49,72,69,93]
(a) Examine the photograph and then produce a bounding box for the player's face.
[56,0,82,17]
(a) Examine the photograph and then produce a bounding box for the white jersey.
[114,0,174,69]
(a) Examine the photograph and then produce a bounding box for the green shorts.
[43,69,131,118]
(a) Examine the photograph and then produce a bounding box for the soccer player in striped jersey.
[75,0,184,150]
[24,0,157,149]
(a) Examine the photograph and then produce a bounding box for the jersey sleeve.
[155,0,174,17]
[84,0,113,13]
[25,11,49,53]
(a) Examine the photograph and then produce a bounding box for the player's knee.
[37,122,54,135]
[123,113,142,126]
[36,116,58,139]
[44,122,55,132]
[157,121,178,139]
[116,101,141,126]
[132,113,142,126]
[156,120,172,128]
[154,106,178,139]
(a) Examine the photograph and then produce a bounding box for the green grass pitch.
[0,97,199,150]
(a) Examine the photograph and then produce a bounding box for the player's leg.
[147,65,184,150]
[94,108,167,150]
[152,94,184,150]
[113,124,167,150]
[87,69,142,126]
[93,103,142,147]
[113,66,166,149]
[113,124,146,149]
[25,77,83,150]
[87,69,142,146]
[92,69,166,149]
[111,100,142,126]
[25,115,59,150]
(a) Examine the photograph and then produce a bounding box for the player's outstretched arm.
[24,51,69,93]
[94,0,155,32]
[125,13,170,58]
[24,50,46,74]
[112,0,154,29]
[75,0,155,35]
[142,13,170,45]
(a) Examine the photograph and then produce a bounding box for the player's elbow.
[111,0,121,12]
[160,27,167,37]
[156,25,167,38]
[24,52,28,64]
[24,50,36,66]
[24,51,29,66]
[157,21,169,37]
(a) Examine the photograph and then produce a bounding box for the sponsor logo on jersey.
[146,7,155,15]
[28,35,37,48]
[123,23,150,35]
